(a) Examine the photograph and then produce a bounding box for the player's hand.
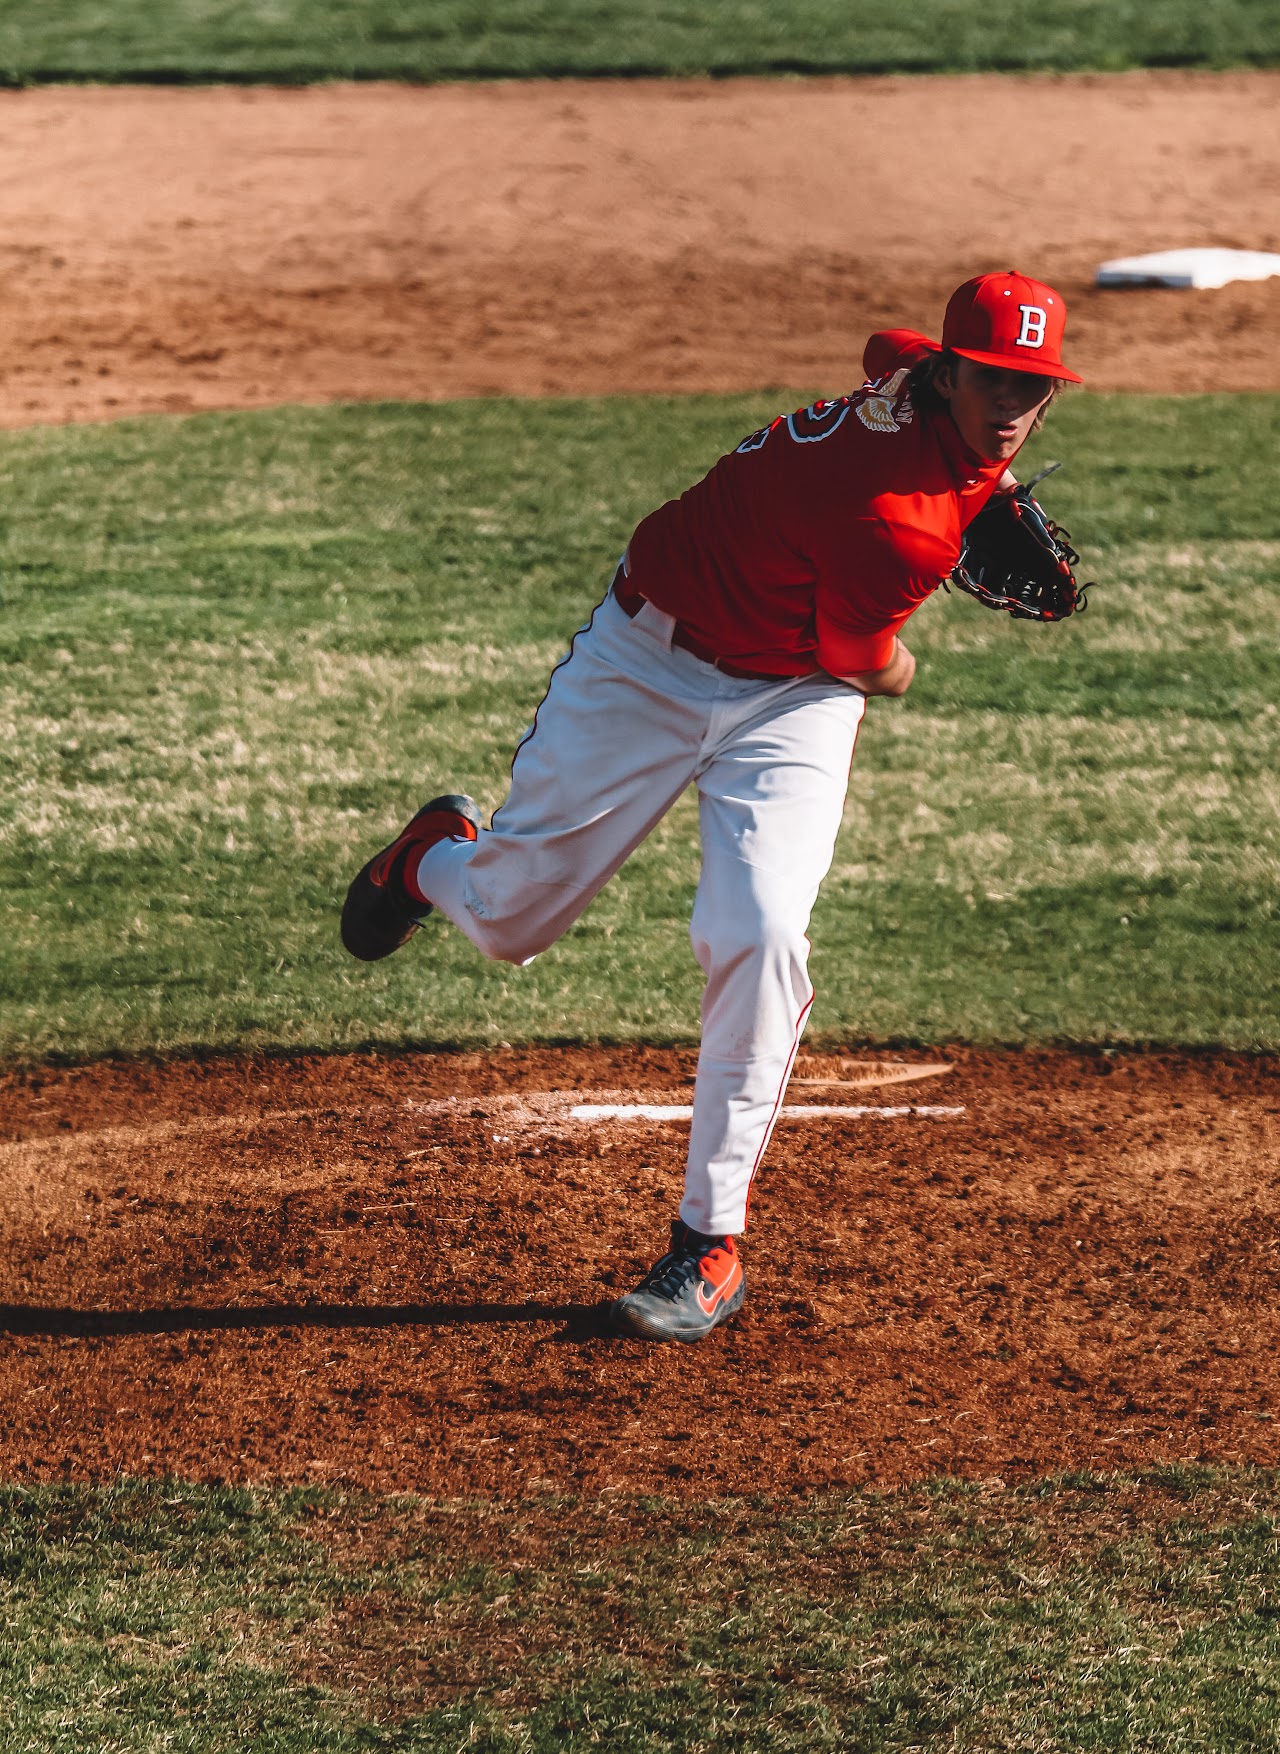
[842,639,915,698]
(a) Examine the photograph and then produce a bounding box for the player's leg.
[360,588,710,966]
[684,680,865,1235]
[613,675,864,1341]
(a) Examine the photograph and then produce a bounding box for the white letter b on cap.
[1017,305,1047,348]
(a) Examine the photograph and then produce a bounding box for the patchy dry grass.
[3,1472,1279,1750]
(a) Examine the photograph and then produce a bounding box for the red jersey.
[625,333,1009,676]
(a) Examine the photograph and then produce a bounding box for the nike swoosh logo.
[695,1258,742,1317]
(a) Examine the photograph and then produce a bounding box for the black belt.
[611,572,784,682]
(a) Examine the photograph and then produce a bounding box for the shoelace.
[640,1237,718,1300]
[639,1249,701,1298]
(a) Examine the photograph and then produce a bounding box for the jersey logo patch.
[855,367,913,434]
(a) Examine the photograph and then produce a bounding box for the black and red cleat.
[340,793,481,962]
[612,1220,745,1343]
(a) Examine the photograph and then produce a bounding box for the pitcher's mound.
[1,1044,1276,1495]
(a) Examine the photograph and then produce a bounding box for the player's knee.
[691,895,807,979]
[464,914,548,967]
[452,876,587,966]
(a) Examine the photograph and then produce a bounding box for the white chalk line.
[570,1104,966,1122]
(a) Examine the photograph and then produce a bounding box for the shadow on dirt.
[0,1301,616,1340]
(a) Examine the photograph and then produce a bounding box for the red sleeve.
[862,328,938,385]
[814,541,926,674]
[814,608,903,675]
[811,505,953,676]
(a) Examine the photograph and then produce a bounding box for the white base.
[1096,247,1280,290]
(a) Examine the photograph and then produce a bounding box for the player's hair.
[908,350,1061,431]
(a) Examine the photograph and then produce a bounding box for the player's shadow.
[0,1301,615,1341]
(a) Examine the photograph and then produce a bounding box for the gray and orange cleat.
[612,1219,745,1343]
[340,794,481,962]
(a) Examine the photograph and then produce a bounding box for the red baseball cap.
[933,271,1083,383]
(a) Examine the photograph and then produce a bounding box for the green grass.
[0,390,1276,1060]
[0,0,1276,83]
[3,1471,1279,1750]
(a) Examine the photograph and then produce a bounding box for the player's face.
[937,358,1054,462]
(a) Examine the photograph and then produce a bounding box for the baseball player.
[341,271,1084,1343]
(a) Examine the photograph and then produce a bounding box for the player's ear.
[932,358,957,401]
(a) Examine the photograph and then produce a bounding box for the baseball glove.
[948,464,1091,622]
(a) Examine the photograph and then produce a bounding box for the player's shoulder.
[732,375,920,460]
[862,327,938,384]
[730,326,937,459]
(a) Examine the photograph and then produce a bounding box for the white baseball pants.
[416,584,866,1235]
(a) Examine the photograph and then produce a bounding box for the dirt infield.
[0,70,1277,427]
[1,73,1277,1494]
[1,1047,1277,1493]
